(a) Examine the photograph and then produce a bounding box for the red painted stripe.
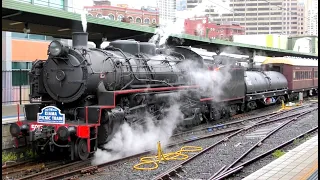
[200,97,244,102]
[114,85,199,95]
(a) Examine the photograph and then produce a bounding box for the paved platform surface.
[2,104,24,117]
[2,116,25,125]
[244,135,318,180]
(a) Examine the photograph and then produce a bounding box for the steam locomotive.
[9,32,318,160]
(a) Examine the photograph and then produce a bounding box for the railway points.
[243,135,318,180]
[151,105,318,180]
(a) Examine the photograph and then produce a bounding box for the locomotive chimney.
[72,32,88,49]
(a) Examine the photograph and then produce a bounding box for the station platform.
[244,135,318,180]
[2,116,25,125]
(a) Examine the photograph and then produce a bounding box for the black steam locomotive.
[10,32,290,160]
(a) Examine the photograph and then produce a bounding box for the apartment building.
[186,0,305,35]
[304,0,318,35]
[156,0,177,25]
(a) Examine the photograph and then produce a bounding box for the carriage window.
[304,71,308,79]
[270,66,281,72]
[315,71,318,78]
[293,72,296,79]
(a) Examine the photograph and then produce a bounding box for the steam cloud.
[81,11,87,33]
[149,0,232,47]
[92,103,183,165]
[92,0,236,166]
[92,57,233,165]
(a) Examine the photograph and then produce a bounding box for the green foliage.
[293,138,301,145]
[26,149,36,158]
[304,134,311,140]
[2,148,36,164]
[272,149,285,158]
[2,152,17,163]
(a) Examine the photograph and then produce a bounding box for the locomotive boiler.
[9,32,295,161]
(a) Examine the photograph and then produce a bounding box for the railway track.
[152,104,318,180]
[11,160,90,180]
[31,102,317,180]
[169,102,314,143]
[209,127,318,180]
[170,99,317,141]
[2,159,73,180]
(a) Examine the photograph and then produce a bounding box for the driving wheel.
[75,138,89,160]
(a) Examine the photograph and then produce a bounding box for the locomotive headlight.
[48,40,67,57]
[57,126,69,141]
[20,124,29,135]
[68,126,77,136]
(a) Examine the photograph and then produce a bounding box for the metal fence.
[2,69,31,105]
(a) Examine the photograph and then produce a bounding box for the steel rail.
[209,107,318,180]
[151,105,317,180]
[210,126,318,180]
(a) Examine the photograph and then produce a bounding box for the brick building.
[184,16,245,40]
[84,1,159,26]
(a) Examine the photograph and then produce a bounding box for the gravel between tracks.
[225,109,318,180]
[80,134,229,180]
[78,105,317,180]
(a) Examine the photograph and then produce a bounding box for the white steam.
[81,11,87,32]
[149,2,209,46]
[92,104,183,165]
[91,0,237,165]
[92,56,234,165]
[149,0,231,46]
[179,59,232,101]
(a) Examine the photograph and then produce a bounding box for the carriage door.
[312,68,314,86]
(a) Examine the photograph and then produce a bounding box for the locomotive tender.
[9,32,316,160]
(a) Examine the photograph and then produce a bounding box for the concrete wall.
[2,104,25,150]
[233,34,289,50]
[2,124,14,149]
[2,31,12,70]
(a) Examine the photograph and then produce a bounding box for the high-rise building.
[156,0,177,25]
[186,0,305,35]
[304,0,318,36]
[176,0,187,11]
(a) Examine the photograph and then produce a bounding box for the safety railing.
[2,69,30,105]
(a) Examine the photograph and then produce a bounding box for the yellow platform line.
[298,159,318,180]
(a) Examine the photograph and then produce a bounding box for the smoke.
[149,0,231,47]
[196,23,205,37]
[81,12,87,32]
[91,0,237,164]
[92,53,233,165]
[92,103,183,165]
[178,59,232,101]
[149,0,210,46]
[76,0,90,33]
